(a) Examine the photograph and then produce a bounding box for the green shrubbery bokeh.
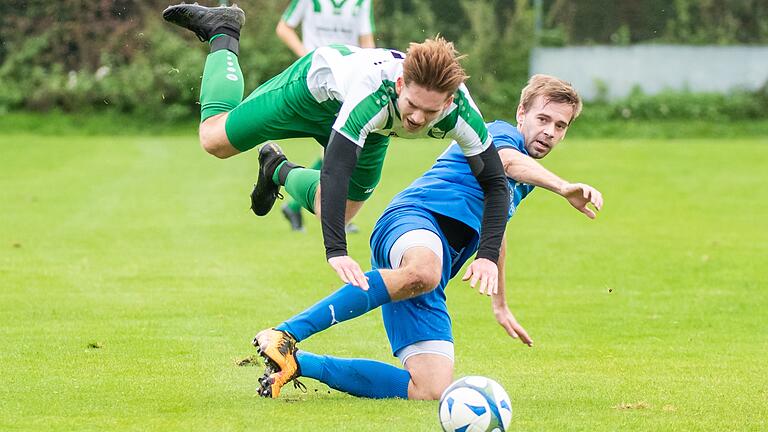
[1,0,767,123]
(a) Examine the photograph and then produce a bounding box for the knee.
[401,266,441,297]
[409,372,452,401]
[199,120,237,159]
[199,135,233,159]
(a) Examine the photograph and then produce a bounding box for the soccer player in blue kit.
[252,75,604,400]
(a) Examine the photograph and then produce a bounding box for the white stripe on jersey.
[449,115,490,157]
[304,45,490,153]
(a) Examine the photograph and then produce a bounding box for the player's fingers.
[354,267,369,290]
[461,267,472,281]
[469,270,480,288]
[581,206,596,219]
[513,323,533,346]
[483,273,494,296]
[342,266,360,288]
[343,268,357,286]
[335,268,351,284]
[501,320,517,338]
[354,272,369,290]
[478,273,488,295]
[352,275,368,290]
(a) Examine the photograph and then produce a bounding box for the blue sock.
[277,270,390,342]
[297,351,410,399]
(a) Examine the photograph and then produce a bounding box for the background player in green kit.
[275,0,377,232]
[162,4,509,292]
[277,0,376,57]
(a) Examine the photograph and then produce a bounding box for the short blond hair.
[403,36,469,94]
[520,74,582,122]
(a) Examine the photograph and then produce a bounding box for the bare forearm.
[359,33,375,48]
[276,21,308,57]
[500,149,567,195]
[492,234,508,308]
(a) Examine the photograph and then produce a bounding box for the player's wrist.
[476,251,500,263]
[326,250,348,261]
[556,180,571,196]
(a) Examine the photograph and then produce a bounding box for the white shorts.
[396,340,455,366]
[388,229,443,269]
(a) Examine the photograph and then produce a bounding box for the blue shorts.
[370,205,477,356]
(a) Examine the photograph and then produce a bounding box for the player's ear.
[516,104,525,125]
[443,94,454,109]
[396,77,404,95]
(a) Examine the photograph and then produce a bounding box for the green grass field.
[1,131,766,431]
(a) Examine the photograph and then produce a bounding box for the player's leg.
[379,231,443,301]
[280,157,323,231]
[254,133,389,221]
[380,217,457,400]
[401,349,455,400]
[163,4,245,158]
[291,343,453,400]
[290,351,411,399]
[259,313,453,399]
[253,328,411,399]
[254,210,450,397]
[256,229,441,346]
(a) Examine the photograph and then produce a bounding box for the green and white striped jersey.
[306,45,492,157]
[282,0,375,51]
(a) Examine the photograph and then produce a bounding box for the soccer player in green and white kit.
[162,4,509,292]
[277,0,375,57]
[275,0,377,231]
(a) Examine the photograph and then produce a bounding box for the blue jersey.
[373,120,537,354]
[386,120,535,237]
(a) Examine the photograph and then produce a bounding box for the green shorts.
[225,55,389,202]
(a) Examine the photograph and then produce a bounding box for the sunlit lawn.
[1,131,766,430]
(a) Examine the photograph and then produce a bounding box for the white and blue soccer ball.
[438,376,513,432]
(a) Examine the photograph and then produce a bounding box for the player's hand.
[492,303,533,346]
[461,258,498,296]
[328,255,369,290]
[561,182,603,219]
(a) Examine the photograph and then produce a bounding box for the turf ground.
[1,132,766,431]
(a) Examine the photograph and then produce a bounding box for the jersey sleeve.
[358,0,375,35]
[332,78,390,147]
[282,0,306,27]
[445,84,492,157]
[487,121,525,153]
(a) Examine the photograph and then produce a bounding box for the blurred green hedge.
[0,0,532,122]
[0,0,766,123]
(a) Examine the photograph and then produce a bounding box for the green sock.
[287,198,303,212]
[310,157,323,170]
[284,157,323,212]
[199,49,243,122]
[283,168,320,214]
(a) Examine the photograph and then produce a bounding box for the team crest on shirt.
[428,127,447,139]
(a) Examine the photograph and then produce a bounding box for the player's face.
[516,96,574,159]
[396,78,453,132]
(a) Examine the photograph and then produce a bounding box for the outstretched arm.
[491,234,533,346]
[498,148,603,217]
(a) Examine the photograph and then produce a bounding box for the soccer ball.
[438,376,512,432]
